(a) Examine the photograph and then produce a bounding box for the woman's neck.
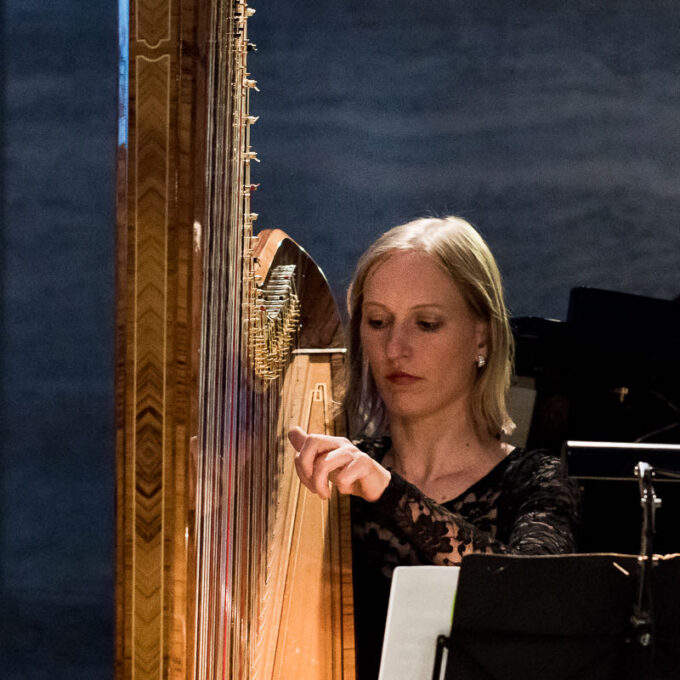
[384,405,508,497]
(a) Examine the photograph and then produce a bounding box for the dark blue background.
[2,1,679,677]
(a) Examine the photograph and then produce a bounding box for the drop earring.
[476,354,486,368]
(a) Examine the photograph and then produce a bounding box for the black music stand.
[563,441,680,554]
[432,553,680,680]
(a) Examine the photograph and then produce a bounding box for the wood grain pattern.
[136,0,171,48]
[133,53,170,680]
[270,358,355,680]
[117,1,199,678]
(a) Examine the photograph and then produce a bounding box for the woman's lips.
[385,372,421,385]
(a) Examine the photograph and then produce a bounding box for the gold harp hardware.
[248,264,301,384]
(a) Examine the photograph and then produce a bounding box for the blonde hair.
[345,216,515,438]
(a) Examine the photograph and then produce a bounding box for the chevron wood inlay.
[132,50,170,680]
[136,0,171,49]
[117,3,199,679]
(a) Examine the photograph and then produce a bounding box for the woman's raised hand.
[288,426,391,502]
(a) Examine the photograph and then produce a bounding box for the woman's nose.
[384,323,411,359]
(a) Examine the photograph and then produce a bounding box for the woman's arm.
[289,428,580,566]
[355,452,580,566]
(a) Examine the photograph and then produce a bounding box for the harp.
[115,1,355,678]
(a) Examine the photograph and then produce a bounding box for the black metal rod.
[432,634,449,680]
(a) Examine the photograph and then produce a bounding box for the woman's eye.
[366,318,387,329]
[417,320,442,331]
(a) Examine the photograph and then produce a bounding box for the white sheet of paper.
[378,565,460,680]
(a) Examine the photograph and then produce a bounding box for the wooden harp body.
[115,1,355,678]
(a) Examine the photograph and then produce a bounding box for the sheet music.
[379,566,460,680]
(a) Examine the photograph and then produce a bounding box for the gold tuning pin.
[243,150,260,163]
[234,115,259,129]
[236,2,254,17]
[244,78,260,91]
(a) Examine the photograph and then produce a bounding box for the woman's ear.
[475,320,489,354]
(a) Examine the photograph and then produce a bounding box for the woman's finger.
[287,427,388,501]
[289,427,319,485]
[333,456,391,502]
[287,426,307,452]
[310,445,356,499]
[289,428,350,481]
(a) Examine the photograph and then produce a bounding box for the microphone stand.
[628,461,661,679]
[634,462,680,680]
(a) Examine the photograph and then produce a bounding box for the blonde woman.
[288,216,580,679]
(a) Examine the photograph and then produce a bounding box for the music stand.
[434,553,680,680]
[562,441,680,554]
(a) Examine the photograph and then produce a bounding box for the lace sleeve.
[503,452,580,554]
[357,452,580,567]
[365,473,511,565]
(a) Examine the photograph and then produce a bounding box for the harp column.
[116,0,204,678]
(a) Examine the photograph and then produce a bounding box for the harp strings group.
[194,2,305,677]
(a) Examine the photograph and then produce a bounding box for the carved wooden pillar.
[115,1,203,677]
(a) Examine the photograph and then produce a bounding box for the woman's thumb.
[287,426,307,451]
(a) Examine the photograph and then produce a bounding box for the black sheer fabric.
[351,438,581,680]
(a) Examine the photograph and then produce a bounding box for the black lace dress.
[350,438,581,680]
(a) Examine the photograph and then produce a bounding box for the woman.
[288,216,580,679]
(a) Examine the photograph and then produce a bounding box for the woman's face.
[360,249,487,424]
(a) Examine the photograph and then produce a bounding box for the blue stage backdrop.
[2,1,679,678]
